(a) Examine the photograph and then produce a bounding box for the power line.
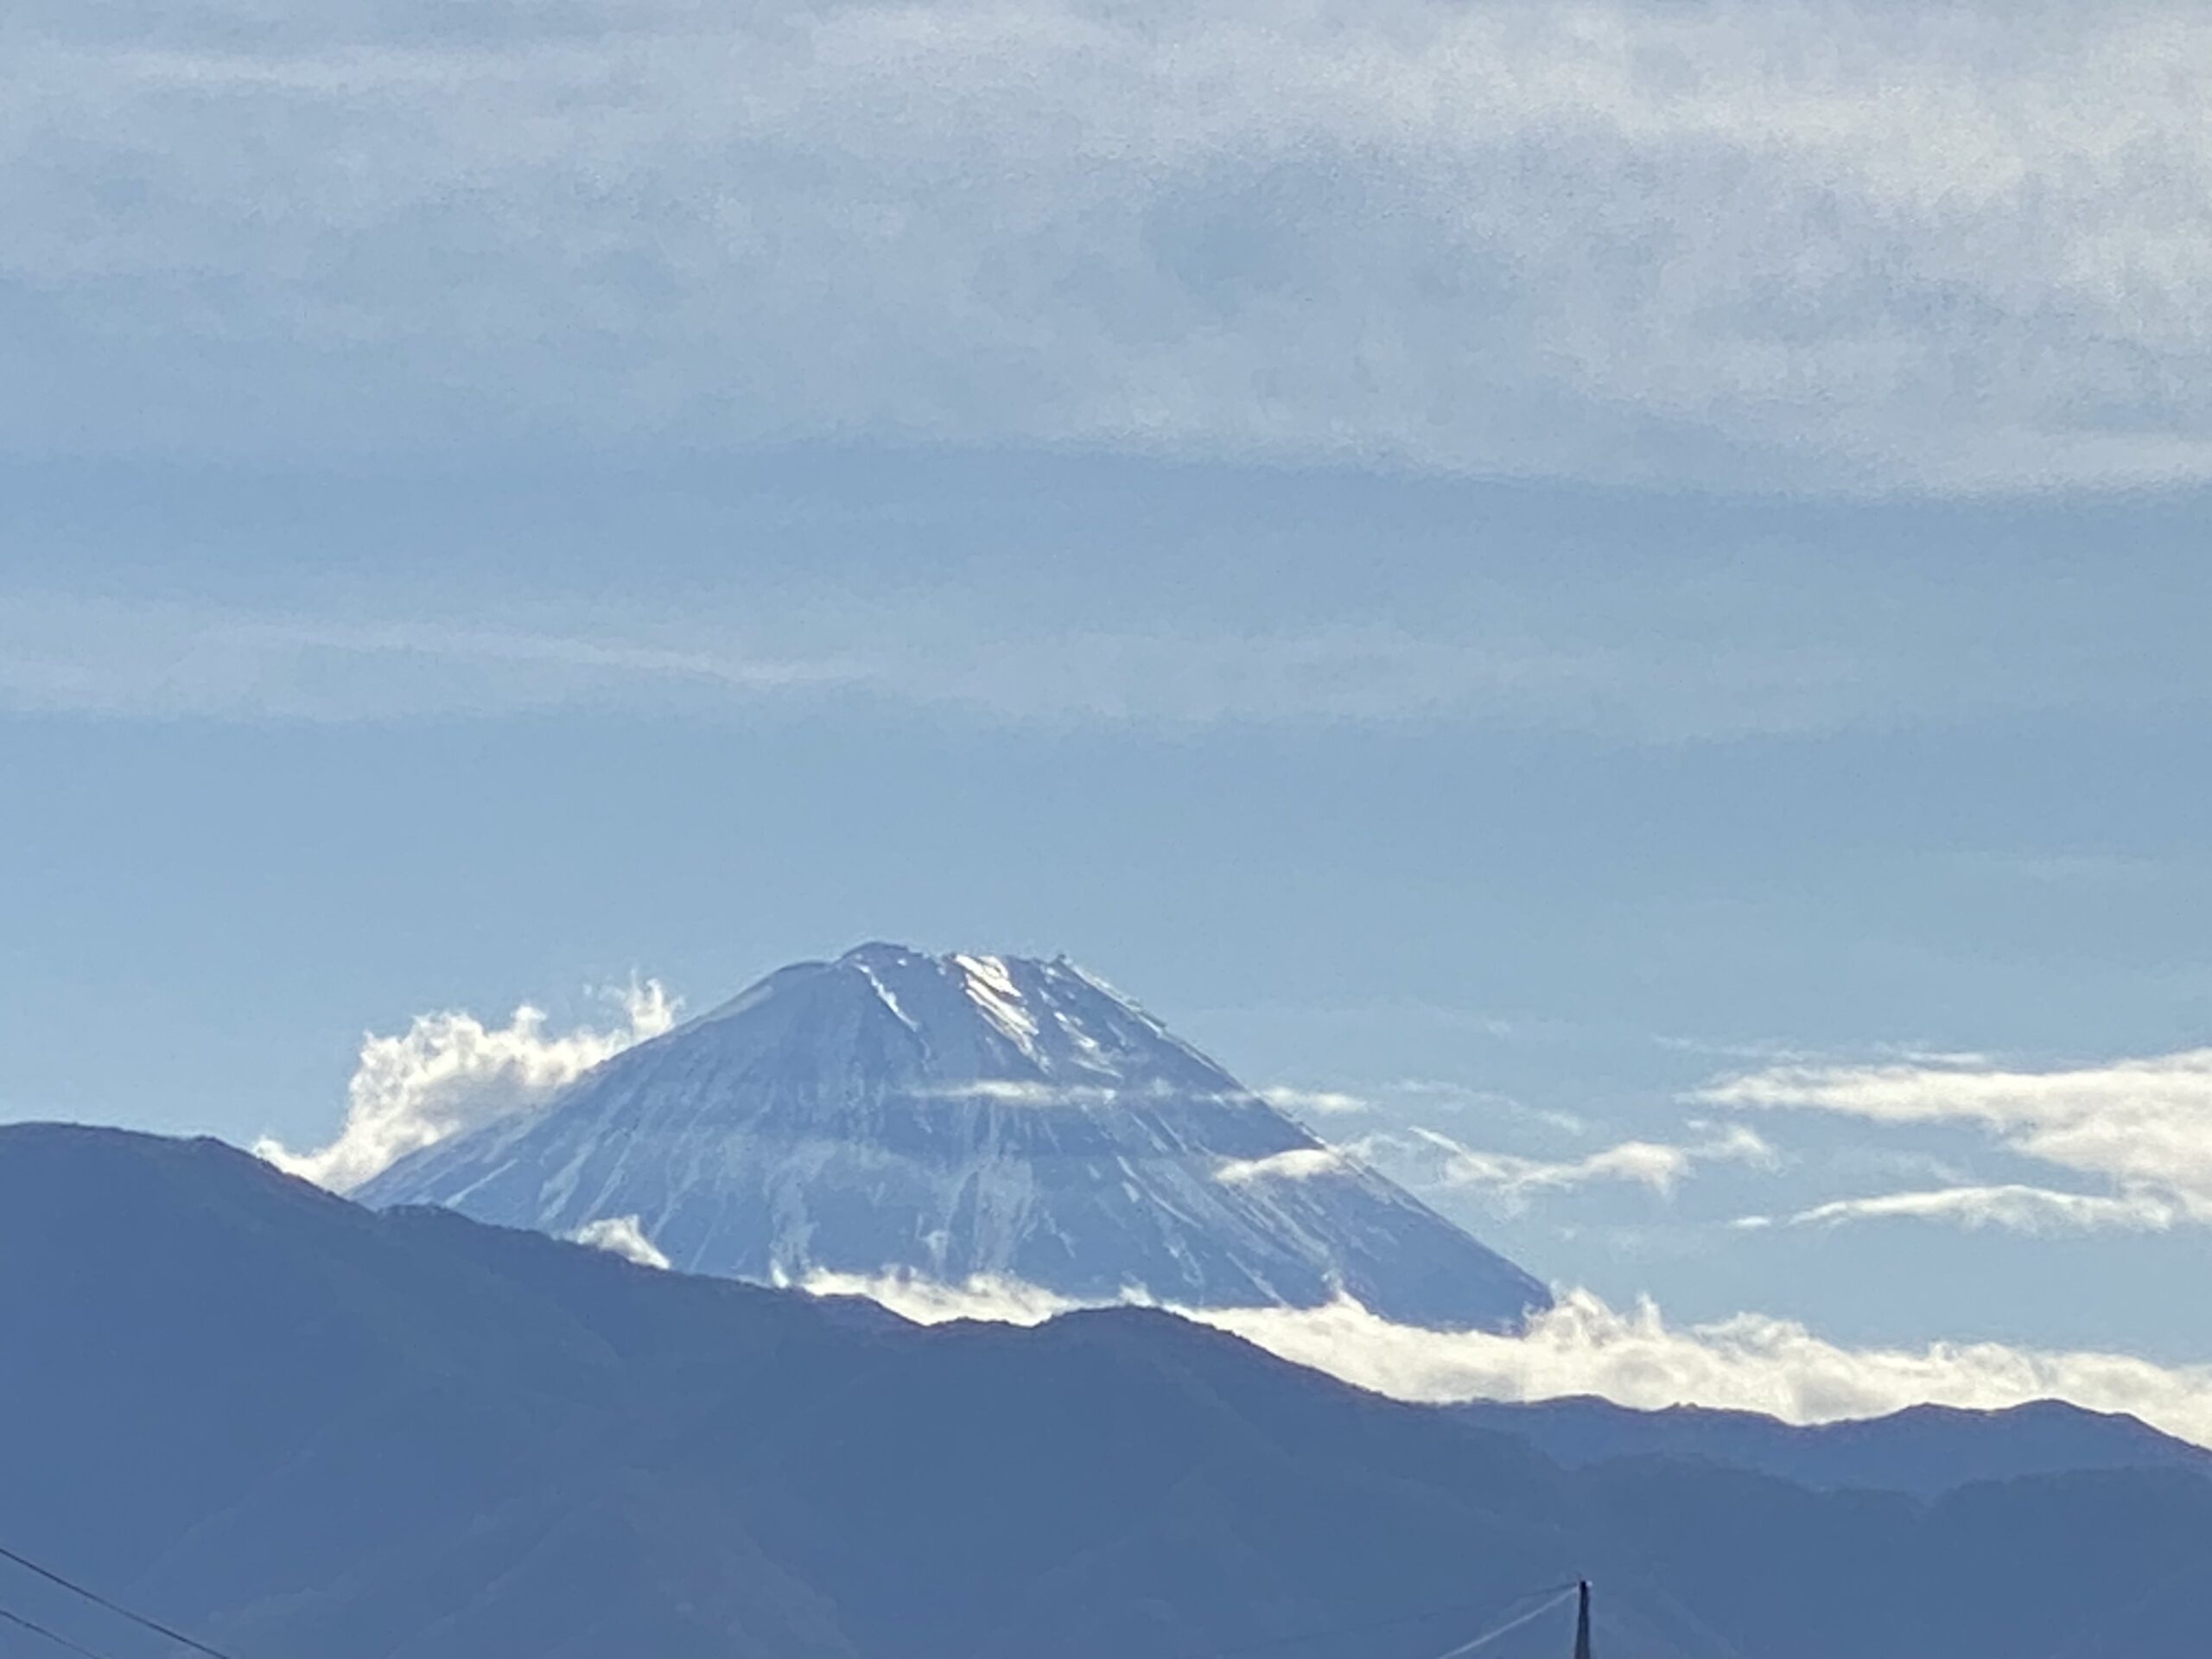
[0,1544,239,1659]
[0,1536,1576,1659]
[1419,1585,1581,1659]
[1185,1580,1583,1659]
[0,1600,115,1659]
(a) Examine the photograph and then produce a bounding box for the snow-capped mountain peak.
[358,944,1550,1331]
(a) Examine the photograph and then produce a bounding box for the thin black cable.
[0,1599,115,1659]
[1419,1585,1582,1659]
[0,1545,238,1659]
[1,1538,1574,1659]
[1175,1578,1585,1659]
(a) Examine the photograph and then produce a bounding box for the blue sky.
[5,0,2212,1402]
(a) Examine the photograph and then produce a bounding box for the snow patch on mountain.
[358,944,1551,1330]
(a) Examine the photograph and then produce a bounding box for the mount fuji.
[359,944,1548,1330]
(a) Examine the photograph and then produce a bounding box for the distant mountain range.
[1452,1393,2212,1498]
[360,943,1548,1330]
[5,1123,2212,1659]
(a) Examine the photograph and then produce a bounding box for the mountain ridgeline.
[3,1125,2212,1659]
[360,943,1549,1330]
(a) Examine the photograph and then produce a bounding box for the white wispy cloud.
[1254,1086,1373,1117]
[1213,1147,1350,1185]
[1739,1183,2204,1235]
[918,1080,1125,1107]
[8,0,2212,488]
[1368,1122,1777,1210]
[917,1081,1369,1113]
[1371,1079,1583,1135]
[801,1269,2212,1452]
[1703,1046,2212,1235]
[256,979,676,1191]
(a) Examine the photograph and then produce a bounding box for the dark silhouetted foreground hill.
[3,1124,2209,1659]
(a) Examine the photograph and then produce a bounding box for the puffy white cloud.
[569,1214,672,1269]
[800,1269,2212,1452]
[1703,1046,2212,1233]
[798,1267,1094,1326]
[1202,1291,2212,1452]
[257,980,676,1191]
[8,0,2212,488]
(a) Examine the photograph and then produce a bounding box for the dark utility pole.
[1572,1580,1592,1659]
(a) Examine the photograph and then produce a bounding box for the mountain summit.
[359,944,1548,1329]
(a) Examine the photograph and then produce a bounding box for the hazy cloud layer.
[257,980,676,1190]
[0,593,1937,737]
[9,0,2212,488]
[0,597,859,723]
[11,562,2212,741]
[801,1269,2212,1451]
[1707,1046,2212,1235]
